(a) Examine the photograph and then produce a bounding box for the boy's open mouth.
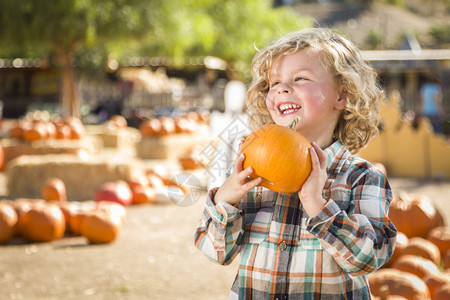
[278,103,301,115]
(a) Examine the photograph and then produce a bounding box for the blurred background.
[0,0,448,130]
[0,2,450,300]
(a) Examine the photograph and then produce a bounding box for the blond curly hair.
[246,27,384,154]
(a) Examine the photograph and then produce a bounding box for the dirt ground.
[1,172,449,300]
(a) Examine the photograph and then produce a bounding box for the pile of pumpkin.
[369,192,450,300]
[0,169,186,245]
[139,111,209,137]
[9,115,86,142]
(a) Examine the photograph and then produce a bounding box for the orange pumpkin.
[435,283,450,300]
[444,250,450,270]
[0,202,18,243]
[179,150,203,170]
[19,203,66,242]
[0,144,4,171]
[131,185,156,204]
[389,193,444,238]
[427,226,450,257]
[140,118,161,136]
[423,272,450,299]
[55,124,72,139]
[95,180,133,206]
[392,255,439,279]
[41,177,67,202]
[23,122,48,142]
[67,203,95,236]
[109,115,127,129]
[401,237,441,265]
[241,124,311,193]
[158,117,176,136]
[384,231,409,267]
[80,210,122,243]
[368,268,430,300]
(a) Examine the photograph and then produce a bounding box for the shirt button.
[278,241,287,251]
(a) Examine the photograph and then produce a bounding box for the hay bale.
[0,136,103,167]
[136,132,217,160]
[85,125,141,149]
[6,153,144,201]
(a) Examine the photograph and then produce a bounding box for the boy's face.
[265,49,346,148]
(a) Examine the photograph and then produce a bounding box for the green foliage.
[126,0,310,78]
[363,28,383,50]
[0,0,310,79]
[0,0,151,55]
[429,22,450,44]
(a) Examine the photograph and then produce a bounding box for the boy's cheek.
[265,92,276,110]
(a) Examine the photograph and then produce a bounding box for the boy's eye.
[295,77,306,82]
[270,81,280,87]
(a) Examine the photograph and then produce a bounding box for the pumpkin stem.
[287,116,300,131]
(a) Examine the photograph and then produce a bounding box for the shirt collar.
[323,140,352,175]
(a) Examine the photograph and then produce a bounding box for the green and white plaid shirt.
[195,140,397,299]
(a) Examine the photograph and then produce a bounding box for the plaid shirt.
[195,140,397,299]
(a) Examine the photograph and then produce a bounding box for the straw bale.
[0,136,103,166]
[85,125,141,149]
[136,132,217,160]
[6,153,144,201]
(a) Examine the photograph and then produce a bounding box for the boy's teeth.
[279,103,300,114]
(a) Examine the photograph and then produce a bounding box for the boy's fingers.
[242,176,262,191]
[238,166,254,183]
[311,142,327,169]
[234,153,245,173]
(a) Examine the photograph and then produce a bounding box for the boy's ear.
[335,88,346,111]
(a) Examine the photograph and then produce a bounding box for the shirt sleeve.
[194,188,245,265]
[306,168,397,276]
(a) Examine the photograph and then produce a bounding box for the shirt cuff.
[205,188,241,228]
[306,199,341,238]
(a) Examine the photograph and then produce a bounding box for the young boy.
[195,27,397,299]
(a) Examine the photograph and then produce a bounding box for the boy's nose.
[277,83,292,94]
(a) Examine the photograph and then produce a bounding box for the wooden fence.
[358,92,450,179]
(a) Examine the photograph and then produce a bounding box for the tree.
[0,0,310,116]
[127,0,310,79]
[0,0,152,117]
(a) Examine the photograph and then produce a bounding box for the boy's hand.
[298,142,328,216]
[214,152,262,206]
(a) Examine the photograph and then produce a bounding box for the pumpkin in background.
[389,193,444,238]
[23,121,48,142]
[9,121,28,139]
[158,117,176,136]
[384,231,409,267]
[423,272,450,299]
[140,118,161,136]
[95,201,126,223]
[41,177,67,202]
[56,124,72,139]
[444,250,450,270]
[130,184,156,204]
[179,150,203,170]
[19,203,66,242]
[368,268,430,300]
[401,237,441,265]
[241,123,311,193]
[434,283,450,300]
[95,180,132,206]
[0,202,18,243]
[0,145,4,171]
[80,210,122,243]
[392,255,438,279]
[427,226,450,257]
[109,115,127,129]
